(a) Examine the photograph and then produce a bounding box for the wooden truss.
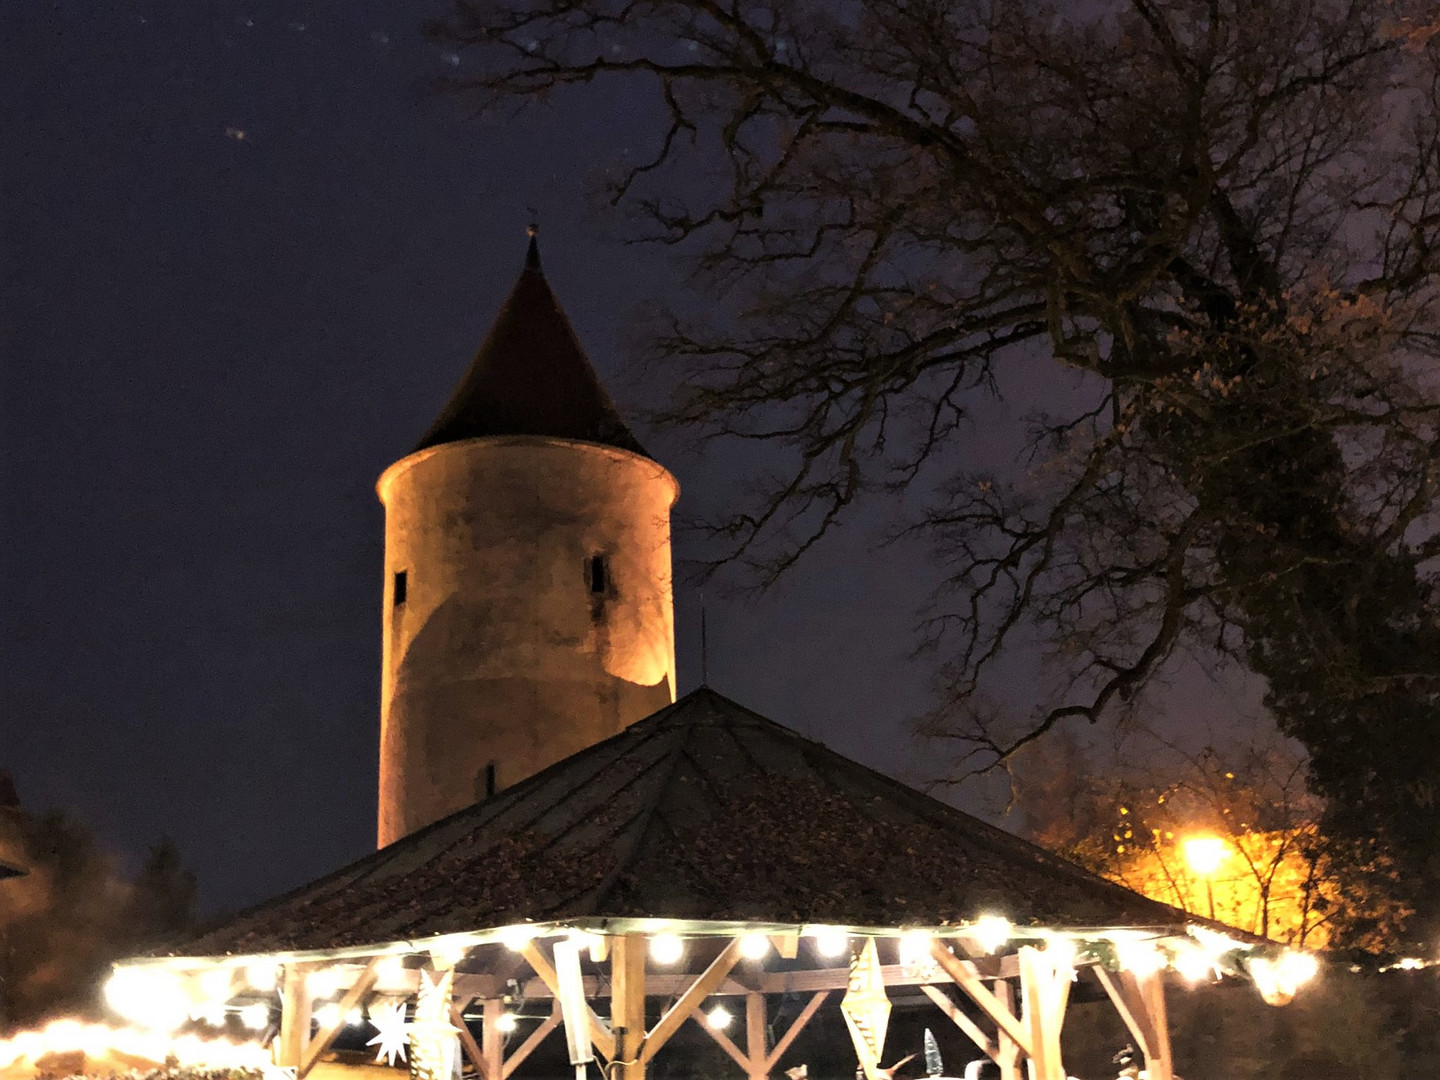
[273,932,1176,1080]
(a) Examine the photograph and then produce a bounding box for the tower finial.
[525,210,541,271]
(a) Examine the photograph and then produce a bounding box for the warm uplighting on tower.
[649,933,684,965]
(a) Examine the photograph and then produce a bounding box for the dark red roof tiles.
[413,237,649,457]
[174,689,1197,957]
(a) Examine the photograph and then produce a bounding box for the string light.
[649,934,684,965]
[1172,944,1218,984]
[739,934,771,960]
[705,1005,733,1030]
[197,966,236,1002]
[898,931,935,972]
[1115,940,1166,977]
[498,926,537,951]
[811,928,850,959]
[244,960,279,991]
[496,1012,519,1033]
[0,1021,269,1071]
[375,955,410,992]
[970,916,1012,954]
[239,1004,270,1031]
[104,968,189,1032]
[308,967,345,1000]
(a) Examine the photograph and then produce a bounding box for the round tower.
[376,236,678,848]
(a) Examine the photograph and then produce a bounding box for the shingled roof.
[178,689,1199,958]
[413,236,649,457]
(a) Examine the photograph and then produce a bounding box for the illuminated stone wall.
[376,434,678,847]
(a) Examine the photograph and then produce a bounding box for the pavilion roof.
[177,688,1199,958]
[412,236,650,458]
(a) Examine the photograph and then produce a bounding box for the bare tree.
[431,0,1440,937]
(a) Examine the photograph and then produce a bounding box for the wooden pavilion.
[115,689,1310,1080]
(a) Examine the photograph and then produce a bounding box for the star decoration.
[367,1000,412,1066]
[410,969,462,1080]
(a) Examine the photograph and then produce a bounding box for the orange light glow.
[1181,834,1231,877]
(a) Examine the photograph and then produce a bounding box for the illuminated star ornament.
[367,1001,412,1066]
[840,938,891,1080]
[409,968,461,1080]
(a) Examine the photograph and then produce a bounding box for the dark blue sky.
[2,0,966,911]
[2,0,1263,913]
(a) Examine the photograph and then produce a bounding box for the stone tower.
[376,235,678,848]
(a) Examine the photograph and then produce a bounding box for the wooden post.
[482,998,506,1080]
[993,980,1024,1080]
[300,959,381,1078]
[745,992,768,1080]
[277,963,313,1070]
[611,934,647,1080]
[1136,969,1174,1080]
[1017,947,1067,1080]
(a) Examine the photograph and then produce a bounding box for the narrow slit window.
[393,569,408,607]
[484,761,497,798]
[589,554,607,594]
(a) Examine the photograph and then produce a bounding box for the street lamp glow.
[1181,835,1230,877]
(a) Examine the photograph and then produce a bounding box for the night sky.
[3,1,1262,913]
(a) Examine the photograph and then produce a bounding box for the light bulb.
[812,928,850,959]
[649,934,684,965]
[706,1005,732,1030]
[970,916,1012,954]
[240,1003,271,1031]
[496,1012,519,1033]
[739,934,771,960]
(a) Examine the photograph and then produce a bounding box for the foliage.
[1012,732,1410,951]
[0,779,197,1030]
[429,0,1440,937]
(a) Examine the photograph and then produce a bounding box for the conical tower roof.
[176,689,1201,957]
[413,235,649,457]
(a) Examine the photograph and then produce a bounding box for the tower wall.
[376,434,678,847]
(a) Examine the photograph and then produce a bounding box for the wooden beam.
[745,993,767,1080]
[928,941,1032,1056]
[992,980,1023,1080]
[299,958,380,1078]
[453,1002,492,1080]
[641,938,745,1064]
[1137,968,1174,1080]
[482,999,506,1080]
[611,935,648,1080]
[1093,968,1156,1062]
[503,1001,564,1079]
[457,960,1022,1003]
[519,941,616,1060]
[919,985,997,1063]
[764,991,829,1071]
[692,1007,753,1072]
[1017,947,1068,1080]
[277,963,313,1069]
